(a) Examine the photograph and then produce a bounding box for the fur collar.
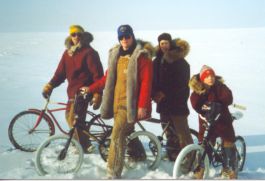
[64,32,93,56]
[108,39,155,59]
[136,39,155,59]
[189,74,224,95]
[156,38,190,63]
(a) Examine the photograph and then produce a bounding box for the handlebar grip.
[232,104,247,110]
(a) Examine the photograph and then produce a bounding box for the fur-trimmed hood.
[189,74,224,95]
[136,39,155,58]
[64,31,94,50]
[156,38,190,63]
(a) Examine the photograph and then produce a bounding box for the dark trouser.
[65,97,91,151]
[160,114,193,161]
[223,143,238,171]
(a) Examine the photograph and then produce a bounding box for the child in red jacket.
[189,65,237,179]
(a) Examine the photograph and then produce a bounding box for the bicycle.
[136,117,199,161]
[34,93,162,175]
[8,94,108,152]
[172,103,246,179]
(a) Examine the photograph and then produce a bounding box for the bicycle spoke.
[36,135,83,175]
[9,110,54,152]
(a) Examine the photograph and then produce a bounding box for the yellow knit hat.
[69,25,85,35]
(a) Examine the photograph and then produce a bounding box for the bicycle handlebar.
[232,104,247,110]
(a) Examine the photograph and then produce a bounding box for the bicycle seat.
[145,118,161,124]
[231,111,243,120]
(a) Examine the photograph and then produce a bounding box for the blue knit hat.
[117,24,134,40]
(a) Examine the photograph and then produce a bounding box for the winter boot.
[193,167,205,179]
[222,145,238,179]
[127,137,146,162]
[221,167,237,179]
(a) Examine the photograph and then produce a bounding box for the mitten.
[91,93,102,110]
[42,83,53,99]
[153,91,165,103]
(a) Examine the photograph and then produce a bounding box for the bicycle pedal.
[85,145,95,154]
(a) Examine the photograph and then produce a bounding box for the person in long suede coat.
[152,33,193,161]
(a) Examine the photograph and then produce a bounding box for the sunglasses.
[71,32,82,37]
[118,34,131,41]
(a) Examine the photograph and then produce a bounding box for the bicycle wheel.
[124,131,162,170]
[35,135,84,175]
[8,110,55,152]
[235,136,246,171]
[173,144,210,179]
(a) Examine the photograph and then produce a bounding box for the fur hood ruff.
[64,32,94,56]
[189,74,224,95]
[157,38,190,63]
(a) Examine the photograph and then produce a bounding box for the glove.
[42,83,53,99]
[91,93,102,110]
[203,101,222,122]
[153,91,165,104]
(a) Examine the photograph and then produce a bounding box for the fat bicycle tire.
[173,144,210,179]
[8,110,55,152]
[235,136,246,171]
[35,134,84,175]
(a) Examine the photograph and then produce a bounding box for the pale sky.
[0,0,265,32]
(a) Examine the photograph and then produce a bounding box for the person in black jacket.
[152,33,193,161]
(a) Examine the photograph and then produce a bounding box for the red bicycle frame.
[29,99,69,135]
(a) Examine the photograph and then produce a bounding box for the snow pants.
[107,108,134,178]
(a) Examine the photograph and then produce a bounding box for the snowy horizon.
[0,27,265,179]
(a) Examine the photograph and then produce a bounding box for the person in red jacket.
[42,25,104,153]
[189,65,237,179]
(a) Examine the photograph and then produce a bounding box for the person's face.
[159,40,171,53]
[119,35,133,51]
[203,75,216,86]
[71,32,82,45]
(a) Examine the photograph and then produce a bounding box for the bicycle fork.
[58,128,75,160]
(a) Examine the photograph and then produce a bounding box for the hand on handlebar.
[202,104,211,111]
[80,86,90,95]
[42,83,53,99]
[201,101,222,122]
